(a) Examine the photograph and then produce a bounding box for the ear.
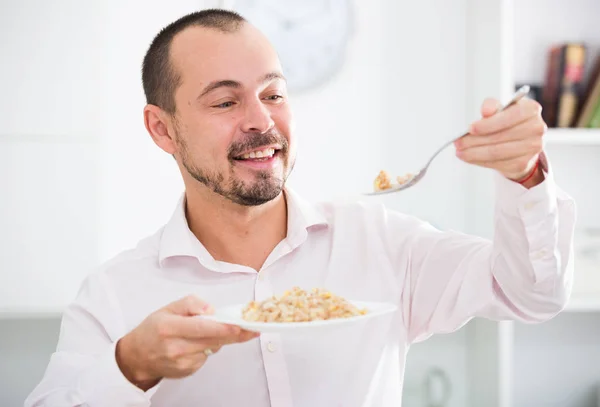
[144,104,177,155]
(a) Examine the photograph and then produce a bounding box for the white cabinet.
[451,1,600,406]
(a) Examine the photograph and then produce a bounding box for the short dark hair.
[141,9,246,115]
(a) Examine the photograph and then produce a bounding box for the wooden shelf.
[545,128,600,145]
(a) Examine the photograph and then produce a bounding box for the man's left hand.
[454,97,546,185]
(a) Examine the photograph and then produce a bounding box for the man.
[26,8,575,407]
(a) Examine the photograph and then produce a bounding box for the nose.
[240,98,275,134]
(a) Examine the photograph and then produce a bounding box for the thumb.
[164,295,213,316]
[481,98,502,118]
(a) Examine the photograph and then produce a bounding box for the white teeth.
[240,148,275,160]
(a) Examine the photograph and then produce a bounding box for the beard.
[175,129,294,206]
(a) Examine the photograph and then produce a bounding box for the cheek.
[205,134,233,162]
[215,121,239,156]
[188,118,236,160]
[274,106,294,142]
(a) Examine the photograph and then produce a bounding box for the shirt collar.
[158,187,329,269]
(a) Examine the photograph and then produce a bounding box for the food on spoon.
[241,287,368,323]
[373,170,414,191]
[373,170,392,191]
[396,173,414,185]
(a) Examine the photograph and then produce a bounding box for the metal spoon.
[364,85,531,196]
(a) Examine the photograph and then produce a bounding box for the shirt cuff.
[494,151,557,221]
[77,340,160,406]
[493,151,572,286]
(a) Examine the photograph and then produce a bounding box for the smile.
[234,147,278,161]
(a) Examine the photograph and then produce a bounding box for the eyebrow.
[197,71,286,99]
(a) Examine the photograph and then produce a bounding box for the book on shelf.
[524,44,600,129]
[576,53,600,128]
[541,43,587,128]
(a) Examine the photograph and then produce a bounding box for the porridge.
[373,170,414,191]
[242,287,368,323]
[396,173,414,185]
[373,170,393,191]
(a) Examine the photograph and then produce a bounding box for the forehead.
[169,24,282,87]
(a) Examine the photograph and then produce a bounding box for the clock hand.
[266,2,335,32]
[263,4,294,31]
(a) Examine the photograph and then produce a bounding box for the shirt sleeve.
[388,153,577,344]
[24,272,160,407]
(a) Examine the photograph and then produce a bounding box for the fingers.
[457,137,541,165]
[457,113,545,166]
[181,341,224,359]
[160,295,259,356]
[192,330,257,357]
[164,295,212,317]
[456,117,543,150]
[160,295,260,343]
[238,329,260,342]
[185,328,258,357]
[470,98,542,136]
[162,328,257,361]
[480,97,502,117]
[456,94,547,181]
[170,316,239,339]
[168,315,260,344]
[165,347,221,378]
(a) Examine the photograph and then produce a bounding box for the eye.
[264,95,284,102]
[213,101,236,109]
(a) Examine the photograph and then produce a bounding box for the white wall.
[98,0,196,261]
[0,0,106,313]
[376,0,469,233]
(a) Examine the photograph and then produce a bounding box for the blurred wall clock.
[223,0,355,92]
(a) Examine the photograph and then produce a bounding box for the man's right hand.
[115,295,259,390]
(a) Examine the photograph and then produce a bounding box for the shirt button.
[267,342,276,353]
[258,273,264,281]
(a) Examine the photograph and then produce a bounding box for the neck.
[185,186,288,272]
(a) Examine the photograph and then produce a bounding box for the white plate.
[199,300,398,333]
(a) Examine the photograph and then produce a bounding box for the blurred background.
[1,0,599,406]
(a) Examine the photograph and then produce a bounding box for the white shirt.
[26,163,576,407]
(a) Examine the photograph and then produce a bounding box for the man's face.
[168,24,295,206]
